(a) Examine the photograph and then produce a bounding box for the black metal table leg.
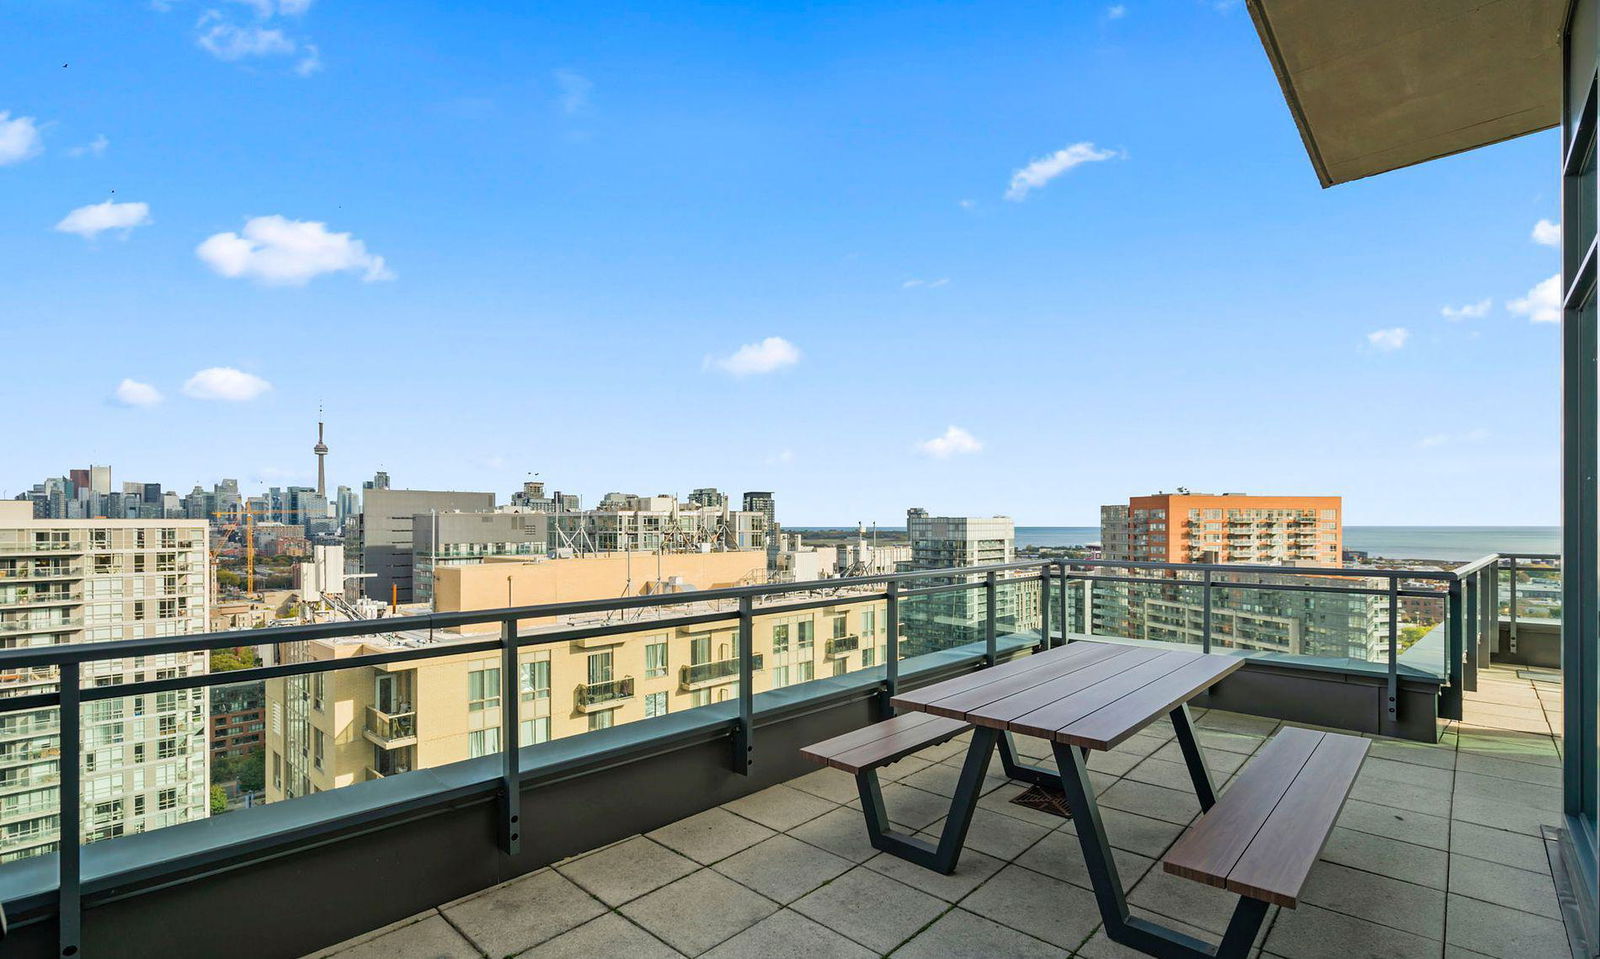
[855,725,998,874]
[1168,703,1217,811]
[996,730,1063,789]
[1052,739,1268,959]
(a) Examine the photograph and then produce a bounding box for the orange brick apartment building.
[1101,492,1342,565]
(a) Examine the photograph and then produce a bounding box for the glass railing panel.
[1501,557,1561,625]
[897,582,988,662]
[994,573,1044,645]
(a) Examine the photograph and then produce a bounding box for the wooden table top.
[890,641,1243,750]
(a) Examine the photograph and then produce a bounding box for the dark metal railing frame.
[0,551,1557,957]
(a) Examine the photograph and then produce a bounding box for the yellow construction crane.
[211,506,315,594]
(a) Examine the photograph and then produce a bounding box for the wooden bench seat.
[1163,725,1370,909]
[800,712,970,774]
[800,712,981,873]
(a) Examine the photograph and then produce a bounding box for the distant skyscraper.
[689,488,728,509]
[742,491,775,528]
[902,508,1017,655]
[364,471,390,492]
[313,414,330,497]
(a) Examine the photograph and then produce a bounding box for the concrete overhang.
[1246,0,1567,187]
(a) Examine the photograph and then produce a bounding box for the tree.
[210,647,261,672]
[210,785,228,815]
[217,569,242,590]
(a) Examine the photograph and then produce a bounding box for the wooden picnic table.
[888,641,1248,957]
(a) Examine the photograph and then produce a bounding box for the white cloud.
[295,44,322,76]
[113,379,163,407]
[1005,142,1119,201]
[0,111,43,166]
[67,134,109,158]
[183,367,273,402]
[228,0,313,15]
[1532,218,1561,247]
[554,70,592,114]
[196,215,393,285]
[1440,298,1490,320]
[764,449,795,466]
[705,336,801,376]
[918,426,983,458]
[1419,428,1490,449]
[197,20,296,60]
[1366,327,1410,351]
[902,277,949,289]
[54,200,152,239]
[1106,4,1127,18]
[1509,274,1561,324]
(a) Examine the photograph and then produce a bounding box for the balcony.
[305,664,1565,959]
[824,634,860,657]
[0,555,1570,959]
[574,677,634,709]
[680,654,763,688]
[362,707,417,749]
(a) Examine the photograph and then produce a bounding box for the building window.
[797,621,814,650]
[771,623,789,654]
[860,609,877,636]
[645,642,668,678]
[588,711,614,732]
[157,788,177,811]
[831,615,848,640]
[690,689,711,708]
[689,634,711,665]
[467,668,501,711]
[519,717,550,746]
[587,651,613,686]
[644,691,667,718]
[796,661,814,683]
[312,672,326,711]
[773,665,791,688]
[313,730,325,771]
[862,646,876,668]
[468,727,501,758]
[519,661,549,701]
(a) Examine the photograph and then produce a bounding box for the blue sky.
[0,0,1562,526]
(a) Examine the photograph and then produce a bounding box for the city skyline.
[1,2,1560,526]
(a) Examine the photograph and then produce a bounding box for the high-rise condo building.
[742,492,775,529]
[359,489,496,603]
[1099,492,1342,565]
[902,509,1023,655]
[0,502,211,863]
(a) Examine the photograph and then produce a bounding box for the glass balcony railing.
[574,677,634,708]
[680,655,762,687]
[824,634,859,657]
[363,707,416,747]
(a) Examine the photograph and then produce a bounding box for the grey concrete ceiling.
[1247,0,1566,187]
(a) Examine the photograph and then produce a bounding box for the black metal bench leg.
[1052,740,1268,959]
[1168,703,1217,811]
[996,731,1063,788]
[854,726,998,875]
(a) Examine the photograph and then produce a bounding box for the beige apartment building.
[263,550,888,799]
[0,501,210,862]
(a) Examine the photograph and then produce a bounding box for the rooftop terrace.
[307,664,1567,959]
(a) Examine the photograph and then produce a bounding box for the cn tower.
[313,410,329,496]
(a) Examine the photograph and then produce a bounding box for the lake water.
[1014,526,1559,561]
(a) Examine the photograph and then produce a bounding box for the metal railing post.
[1481,565,1497,664]
[1442,580,1464,720]
[1201,568,1213,654]
[1057,562,1070,644]
[1463,571,1479,693]
[1508,555,1519,654]
[883,580,899,720]
[733,595,754,774]
[59,660,81,958]
[498,618,521,855]
[1385,578,1399,735]
[1038,563,1051,650]
[984,571,998,666]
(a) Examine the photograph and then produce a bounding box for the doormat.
[1010,784,1073,818]
[1518,669,1562,684]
